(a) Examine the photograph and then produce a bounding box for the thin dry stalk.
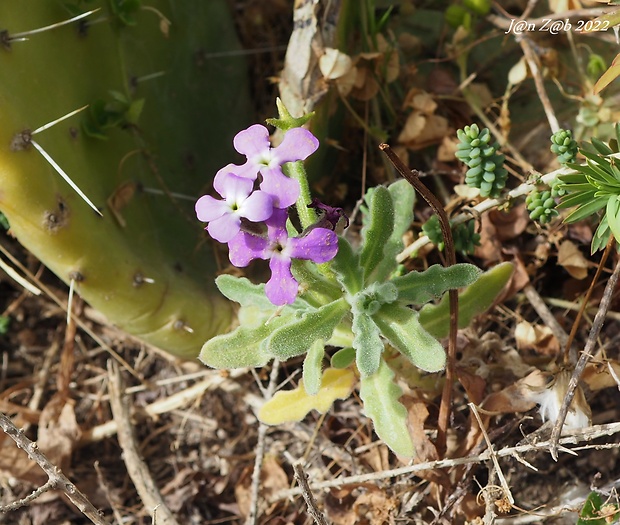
[523,284,569,350]
[245,360,280,525]
[293,462,330,525]
[0,411,111,524]
[380,144,458,457]
[270,422,620,502]
[107,360,180,525]
[549,250,620,459]
[516,36,560,133]
[469,403,513,505]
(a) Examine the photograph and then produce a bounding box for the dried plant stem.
[107,360,180,525]
[469,403,513,505]
[516,36,560,134]
[549,247,620,460]
[0,411,111,524]
[293,462,330,525]
[562,237,614,365]
[399,166,573,261]
[522,284,569,350]
[270,421,620,502]
[245,360,280,525]
[380,144,457,456]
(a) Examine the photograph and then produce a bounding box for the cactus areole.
[0,2,254,357]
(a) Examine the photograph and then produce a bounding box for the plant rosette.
[197,101,514,456]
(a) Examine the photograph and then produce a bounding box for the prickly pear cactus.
[0,2,253,357]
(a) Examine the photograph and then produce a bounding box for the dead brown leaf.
[488,205,529,242]
[557,240,589,280]
[515,321,560,357]
[234,455,288,518]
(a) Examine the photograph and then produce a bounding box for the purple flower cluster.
[196,124,339,305]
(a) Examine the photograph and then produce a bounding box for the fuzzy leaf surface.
[359,186,395,282]
[199,316,292,369]
[359,359,414,457]
[391,263,481,305]
[352,311,384,377]
[303,339,325,396]
[331,347,356,368]
[372,179,415,281]
[331,237,364,295]
[259,368,356,424]
[419,262,513,339]
[265,299,349,360]
[216,274,306,310]
[373,303,446,372]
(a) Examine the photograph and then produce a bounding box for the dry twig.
[245,360,280,525]
[107,360,180,525]
[380,144,458,457]
[0,411,111,524]
[293,461,330,525]
[549,249,620,459]
[270,422,620,502]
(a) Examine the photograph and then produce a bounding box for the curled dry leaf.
[397,89,451,149]
[557,240,589,280]
[515,320,560,357]
[319,48,353,80]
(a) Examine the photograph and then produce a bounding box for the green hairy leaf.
[199,318,290,369]
[373,303,446,372]
[359,186,395,282]
[352,311,384,377]
[266,299,349,360]
[303,340,326,396]
[419,262,513,339]
[331,237,364,295]
[331,347,356,368]
[391,263,481,305]
[216,274,305,310]
[371,179,415,281]
[359,359,414,457]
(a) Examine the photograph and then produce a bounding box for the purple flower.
[308,198,350,231]
[195,171,274,243]
[224,124,319,208]
[228,208,339,305]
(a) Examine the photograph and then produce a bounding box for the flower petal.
[260,168,300,208]
[207,213,242,243]
[213,171,254,204]
[265,256,298,305]
[264,208,290,244]
[273,128,319,164]
[233,124,271,158]
[228,231,270,267]
[240,190,274,222]
[215,162,257,181]
[195,195,230,222]
[288,228,339,263]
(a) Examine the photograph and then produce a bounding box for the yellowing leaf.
[594,52,620,94]
[258,368,356,425]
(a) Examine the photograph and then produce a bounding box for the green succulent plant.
[0,1,253,357]
[455,124,508,198]
[558,125,620,253]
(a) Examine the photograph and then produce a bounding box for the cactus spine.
[0,2,253,357]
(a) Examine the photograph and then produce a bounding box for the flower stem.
[286,161,317,230]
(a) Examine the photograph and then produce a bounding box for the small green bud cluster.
[526,180,565,224]
[550,129,578,165]
[422,215,481,255]
[455,124,508,198]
